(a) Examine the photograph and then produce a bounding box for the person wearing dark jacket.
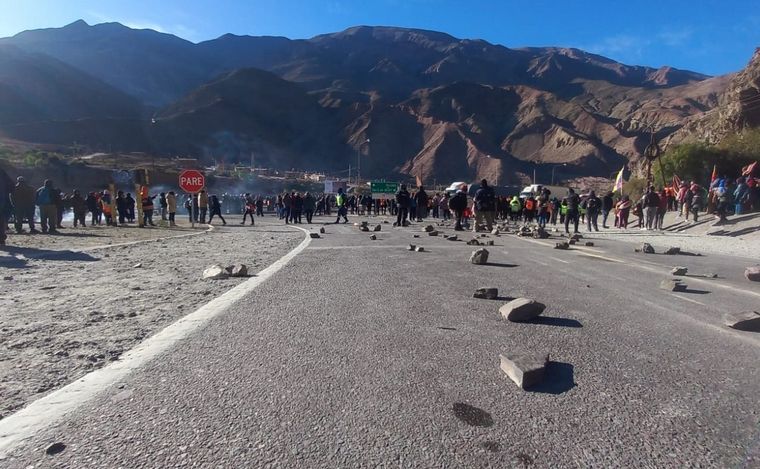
[394,185,411,227]
[0,168,12,245]
[69,190,87,227]
[643,186,660,230]
[303,192,316,224]
[473,179,496,233]
[414,186,429,221]
[207,195,227,225]
[601,192,614,229]
[584,190,601,232]
[564,188,580,234]
[449,188,468,231]
[125,193,136,222]
[11,176,37,234]
[116,191,128,225]
[86,192,99,226]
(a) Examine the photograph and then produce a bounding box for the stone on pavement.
[423,225,435,232]
[360,226,370,232]
[659,278,686,292]
[499,298,546,322]
[466,239,481,246]
[724,311,760,332]
[584,242,594,247]
[310,232,321,238]
[491,228,500,235]
[228,264,248,277]
[671,266,688,276]
[470,248,489,265]
[202,265,229,280]
[664,246,681,255]
[642,243,656,254]
[555,242,569,250]
[428,230,439,236]
[415,246,425,252]
[319,227,325,234]
[486,240,495,246]
[745,266,760,282]
[45,442,67,456]
[499,351,549,390]
[448,235,458,241]
[408,244,416,251]
[473,287,498,299]
[374,225,382,232]
[369,234,377,240]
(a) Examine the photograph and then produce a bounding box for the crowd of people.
[1,164,757,246]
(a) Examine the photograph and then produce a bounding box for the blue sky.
[0,0,757,75]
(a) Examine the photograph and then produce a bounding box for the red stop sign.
[179,169,205,194]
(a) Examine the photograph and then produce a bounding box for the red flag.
[742,161,757,176]
[710,165,718,182]
[672,174,682,190]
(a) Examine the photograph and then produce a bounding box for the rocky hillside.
[0,21,746,184]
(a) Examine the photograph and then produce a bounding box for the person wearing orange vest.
[100,190,114,226]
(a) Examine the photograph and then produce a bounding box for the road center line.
[0,226,312,458]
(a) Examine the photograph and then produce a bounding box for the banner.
[613,167,625,193]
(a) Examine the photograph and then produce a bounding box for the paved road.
[3,215,760,468]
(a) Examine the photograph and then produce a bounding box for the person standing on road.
[292,192,303,224]
[142,191,156,227]
[564,188,580,234]
[334,187,349,224]
[283,192,292,224]
[643,186,660,230]
[198,190,209,224]
[116,191,128,225]
[0,168,12,245]
[125,193,135,222]
[601,191,614,229]
[208,195,227,225]
[395,184,411,227]
[616,195,631,229]
[11,176,37,234]
[159,192,168,221]
[35,179,58,234]
[414,186,428,221]
[656,189,668,230]
[584,190,601,232]
[241,194,255,225]
[69,190,87,227]
[303,192,316,224]
[473,179,496,233]
[167,191,177,227]
[449,188,467,231]
[255,196,264,217]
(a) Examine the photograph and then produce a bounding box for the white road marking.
[673,294,707,306]
[79,224,215,251]
[548,256,570,264]
[0,226,312,458]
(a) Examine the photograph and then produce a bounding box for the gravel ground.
[0,215,303,419]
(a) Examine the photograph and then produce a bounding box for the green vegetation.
[654,129,760,184]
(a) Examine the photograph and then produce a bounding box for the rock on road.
[3,216,760,468]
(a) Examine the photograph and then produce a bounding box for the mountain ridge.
[0,20,745,184]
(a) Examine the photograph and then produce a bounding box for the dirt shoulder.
[0,215,303,419]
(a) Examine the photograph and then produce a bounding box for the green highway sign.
[371,181,399,196]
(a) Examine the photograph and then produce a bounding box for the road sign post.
[179,169,205,228]
[370,181,399,197]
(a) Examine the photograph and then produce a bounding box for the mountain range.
[0,20,754,184]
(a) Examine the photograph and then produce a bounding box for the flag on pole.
[742,161,757,176]
[672,174,682,190]
[613,166,625,193]
[710,164,718,182]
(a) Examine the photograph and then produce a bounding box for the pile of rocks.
[202,263,248,280]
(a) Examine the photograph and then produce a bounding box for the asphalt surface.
[3,215,760,468]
